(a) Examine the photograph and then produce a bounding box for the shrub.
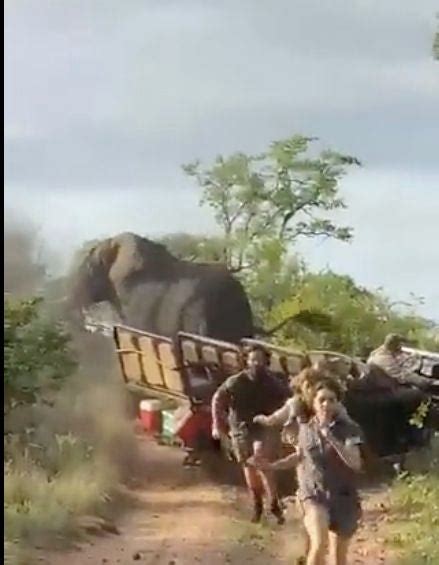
[4,297,76,412]
[386,437,439,563]
[3,297,141,555]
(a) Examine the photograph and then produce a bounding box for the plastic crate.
[161,409,177,442]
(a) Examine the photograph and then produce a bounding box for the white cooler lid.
[140,399,162,411]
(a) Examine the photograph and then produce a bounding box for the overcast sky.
[4,0,439,319]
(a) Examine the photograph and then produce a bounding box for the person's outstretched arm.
[249,449,302,471]
[211,383,231,438]
[254,397,301,427]
[253,401,290,427]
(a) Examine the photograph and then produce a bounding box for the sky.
[4,0,439,319]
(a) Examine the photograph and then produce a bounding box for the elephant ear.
[93,234,141,286]
[106,232,173,286]
[93,232,175,288]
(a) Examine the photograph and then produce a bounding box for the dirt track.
[40,436,393,565]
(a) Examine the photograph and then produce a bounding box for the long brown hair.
[290,367,324,396]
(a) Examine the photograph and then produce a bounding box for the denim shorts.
[299,491,362,538]
[327,492,362,537]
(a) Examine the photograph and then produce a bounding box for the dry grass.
[3,218,144,562]
[4,450,116,544]
[4,333,143,561]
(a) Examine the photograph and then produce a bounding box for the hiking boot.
[270,500,285,525]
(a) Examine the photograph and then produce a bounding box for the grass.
[4,440,117,547]
[4,370,143,562]
[4,540,33,565]
[385,436,439,564]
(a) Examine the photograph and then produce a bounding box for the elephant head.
[69,232,253,341]
[68,233,175,320]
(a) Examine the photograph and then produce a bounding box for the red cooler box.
[139,399,162,435]
[174,406,212,449]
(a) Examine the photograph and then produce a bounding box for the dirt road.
[40,436,393,565]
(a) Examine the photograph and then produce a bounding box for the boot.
[251,492,264,523]
[270,499,285,525]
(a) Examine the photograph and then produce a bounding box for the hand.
[253,414,269,425]
[247,455,272,471]
[212,426,222,440]
[319,425,330,439]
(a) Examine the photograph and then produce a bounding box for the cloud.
[297,168,439,319]
[5,0,439,189]
[5,0,439,318]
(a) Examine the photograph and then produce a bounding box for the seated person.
[368,334,439,391]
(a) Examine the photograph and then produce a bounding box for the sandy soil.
[37,436,394,565]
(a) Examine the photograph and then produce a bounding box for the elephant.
[68,232,254,343]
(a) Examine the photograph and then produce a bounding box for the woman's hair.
[291,367,324,394]
[311,377,343,402]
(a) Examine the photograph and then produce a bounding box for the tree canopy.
[183,135,360,273]
[156,133,439,352]
[265,271,438,356]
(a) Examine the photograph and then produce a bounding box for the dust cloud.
[4,211,143,484]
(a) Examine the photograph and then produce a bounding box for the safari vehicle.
[401,347,439,380]
[111,324,436,465]
[113,325,308,466]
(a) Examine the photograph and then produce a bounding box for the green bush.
[4,297,76,411]
[386,438,439,564]
[3,297,139,555]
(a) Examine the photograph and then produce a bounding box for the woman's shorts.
[299,492,362,538]
[328,493,362,537]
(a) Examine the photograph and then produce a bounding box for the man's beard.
[250,367,266,380]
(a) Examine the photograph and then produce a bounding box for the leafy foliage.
[183,135,359,273]
[265,271,437,355]
[3,296,141,550]
[4,297,76,411]
[158,232,227,263]
[158,229,438,352]
[387,439,439,564]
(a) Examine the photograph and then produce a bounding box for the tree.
[183,135,360,274]
[266,271,438,355]
[4,297,76,413]
[157,233,226,262]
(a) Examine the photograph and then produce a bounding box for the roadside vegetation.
[384,437,439,564]
[4,132,438,563]
[4,295,141,563]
